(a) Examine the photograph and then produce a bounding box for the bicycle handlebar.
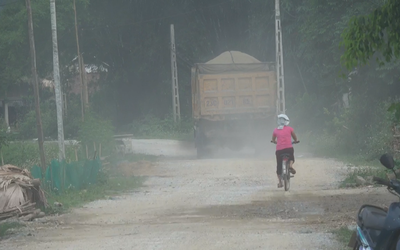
[270,140,300,144]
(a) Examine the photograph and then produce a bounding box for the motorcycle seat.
[358,206,387,231]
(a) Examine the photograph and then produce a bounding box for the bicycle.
[271,141,299,191]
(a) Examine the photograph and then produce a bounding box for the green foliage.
[341,0,400,70]
[0,2,29,92]
[333,227,354,250]
[0,119,10,150]
[252,0,399,136]
[388,102,400,123]
[14,95,94,141]
[17,100,58,140]
[78,111,115,156]
[0,0,90,93]
[0,222,25,238]
[45,175,145,214]
[130,114,192,140]
[0,0,399,151]
[12,101,115,160]
[340,155,400,188]
[1,142,76,168]
[318,96,394,160]
[340,166,387,188]
[2,142,41,168]
[62,98,84,139]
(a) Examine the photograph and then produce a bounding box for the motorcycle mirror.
[380,154,395,170]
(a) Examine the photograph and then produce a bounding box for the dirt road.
[1,142,395,250]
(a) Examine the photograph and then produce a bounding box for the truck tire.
[195,127,207,159]
[227,144,242,151]
[197,146,206,159]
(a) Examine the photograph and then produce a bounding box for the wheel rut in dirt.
[159,189,394,226]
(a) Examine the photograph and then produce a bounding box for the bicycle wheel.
[283,159,290,191]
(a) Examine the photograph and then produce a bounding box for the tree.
[0,0,90,90]
[341,0,400,70]
[341,0,400,121]
[0,0,90,134]
[1,0,398,133]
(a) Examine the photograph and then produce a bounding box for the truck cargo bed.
[193,71,276,118]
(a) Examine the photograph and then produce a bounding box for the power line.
[83,0,232,31]
[174,48,193,69]
[176,56,192,71]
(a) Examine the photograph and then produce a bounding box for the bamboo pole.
[73,0,85,121]
[1,149,4,165]
[74,148,78,161]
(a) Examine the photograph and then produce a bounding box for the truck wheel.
[195,128,207,159]
[197,146,206,159]
[227,141,244,151]
[254,147,262,157]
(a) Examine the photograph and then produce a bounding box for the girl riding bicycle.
[271,114,299,188]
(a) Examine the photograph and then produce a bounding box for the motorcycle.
[348,153,400,250]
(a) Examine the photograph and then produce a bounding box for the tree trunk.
[26,0,46,170]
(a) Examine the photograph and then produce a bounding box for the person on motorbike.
[271,114,299,188]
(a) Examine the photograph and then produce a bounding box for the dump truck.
[192,51,278,158]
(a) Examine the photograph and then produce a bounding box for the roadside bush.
[16,99,81,140]
[17,101,58,140]
[0,222,25,237]
[1,142,76,168]
[0,118,9,151]
[10,98,115,163]
[78,110,115,157]
[314,96,395,160]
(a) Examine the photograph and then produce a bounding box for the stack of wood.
[0,165,48,221]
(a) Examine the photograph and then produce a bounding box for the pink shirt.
[273,126,293,151]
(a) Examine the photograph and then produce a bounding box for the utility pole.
[50,0,65,160]
[25,0,46,169]
[170,24,181,123]
[73,0,86,121]
[275,0,286,114]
